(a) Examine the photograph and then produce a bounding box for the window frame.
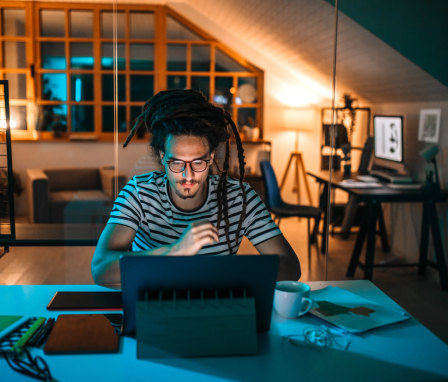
[0,2,264,142]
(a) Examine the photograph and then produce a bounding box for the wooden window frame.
[0,2,264,142]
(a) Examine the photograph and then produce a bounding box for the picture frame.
[418,108,441,143]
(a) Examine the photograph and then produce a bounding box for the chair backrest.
[259,160,282,210]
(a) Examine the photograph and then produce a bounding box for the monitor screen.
[373,115,404,163]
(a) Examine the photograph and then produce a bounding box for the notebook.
[119,255,279,335]
[43,314,120,354]
[47,291,122,311]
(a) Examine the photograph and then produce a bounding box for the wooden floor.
[1,218,447,344]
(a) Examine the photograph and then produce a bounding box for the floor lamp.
[279,108,313,205]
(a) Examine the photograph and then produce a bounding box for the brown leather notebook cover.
[44,314,119,354]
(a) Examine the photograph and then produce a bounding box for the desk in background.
[1,281,448,382]
[307,171,448,289]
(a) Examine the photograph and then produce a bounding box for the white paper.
[310,286,409,333]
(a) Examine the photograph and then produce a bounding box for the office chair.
[260,160,321,267]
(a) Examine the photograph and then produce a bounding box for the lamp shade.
[283,108,314,131]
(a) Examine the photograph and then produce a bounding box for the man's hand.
[171,221,219,256]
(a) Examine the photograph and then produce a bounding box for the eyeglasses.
[165,159,211,173]
[3,348,53,381]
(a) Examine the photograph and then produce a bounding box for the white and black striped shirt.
[108,171,281,255]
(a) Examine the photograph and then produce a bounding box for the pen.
[11,317,46,352]
[34,318,55,347]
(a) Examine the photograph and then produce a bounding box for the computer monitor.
[372,115,406,174]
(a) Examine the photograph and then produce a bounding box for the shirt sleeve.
[107,177,143,231]
[242,184,282,246]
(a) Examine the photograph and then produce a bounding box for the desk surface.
[2,281,448,382]
[307,170,445,202]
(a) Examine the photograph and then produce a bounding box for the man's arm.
[91,221,219,286]
[255,234,301,281]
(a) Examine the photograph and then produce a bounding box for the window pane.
[40,10,65,37]
[191,76,210,99]
[41,42,66,70]
[38,104,67,133]
[130,12,154,39]
[101,11,125,38]
[101,43,125,70]
[238,108,257,128]
[215,48,249,72]
[102,74,125,101]
[130,106,143,132]
[167,44,186,71]
[3,42,26,68]
[236,78,258,104]
[71,74,93,101]
[70,43,94,69]
[2,9,25,36]
[214,77,233,111]
[102,106,126,132]
[167,75,186,90]
[166,16,201,40]
[130,75,153,101]
[5,73,26,99]
[70,10,93,38]
[42,73,67,101]
[10,106,26,130]
[130,44,154,70]
[71,105,94,132]
[191,45,210,71]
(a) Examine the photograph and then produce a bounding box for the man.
[91,89,300,286]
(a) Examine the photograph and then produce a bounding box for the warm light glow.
[283,108,315,131]
[10,119,17,129]
[0,120,6,129]
[275,83,320,107]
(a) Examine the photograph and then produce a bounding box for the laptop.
[119,255,279,335]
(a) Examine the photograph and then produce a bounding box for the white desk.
[1,280,448,382]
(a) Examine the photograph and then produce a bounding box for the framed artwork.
[418,109,441,143]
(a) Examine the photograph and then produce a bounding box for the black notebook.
[47,291,123,311]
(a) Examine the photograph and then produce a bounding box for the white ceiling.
[170,0,448,104]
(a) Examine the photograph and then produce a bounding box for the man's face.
[160,134,214,209]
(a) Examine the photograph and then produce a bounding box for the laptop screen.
[119,255,279,335]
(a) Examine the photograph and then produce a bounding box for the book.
[44,314,120,354]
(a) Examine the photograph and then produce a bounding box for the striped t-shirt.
[108,171,281,255]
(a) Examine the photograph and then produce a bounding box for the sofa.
[26,166,127,224]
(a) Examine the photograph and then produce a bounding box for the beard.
[174,180,200,200]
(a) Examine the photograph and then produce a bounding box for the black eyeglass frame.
[2,348,53,381]
[165,159,211,173]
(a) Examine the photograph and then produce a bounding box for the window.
[0,3,263,141]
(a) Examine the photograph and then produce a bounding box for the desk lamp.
[419,145,440,192]
[279,108,314,205]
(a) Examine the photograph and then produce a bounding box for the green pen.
[11,317,46,353]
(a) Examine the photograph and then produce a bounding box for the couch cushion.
[45,169,101,191]
[49,190,112,224]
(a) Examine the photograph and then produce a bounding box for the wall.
[372,101,448,262]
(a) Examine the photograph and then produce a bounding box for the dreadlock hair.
[124,89,247,253]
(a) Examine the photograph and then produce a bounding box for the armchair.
[26,166,126,224]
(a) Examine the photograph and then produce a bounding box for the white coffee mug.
[273,281,313,318]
